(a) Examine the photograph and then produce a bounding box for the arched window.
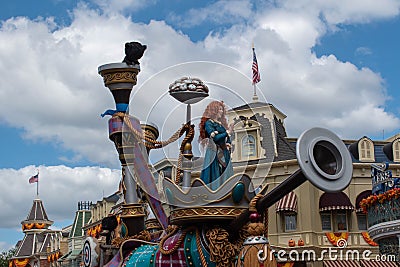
[359,138,374,162]
[241,134,256,158]
[232,122,262,162]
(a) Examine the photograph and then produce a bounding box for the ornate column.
[98,62,146,236]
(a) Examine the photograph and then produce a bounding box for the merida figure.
[199,101,234,190]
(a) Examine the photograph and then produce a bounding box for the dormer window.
[359,138,374,162]
[393,139,400,162]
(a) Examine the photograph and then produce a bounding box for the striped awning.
[319,192,354,212]
[276,191,297,213]
[324,260,361,267]
[360,260,399,267]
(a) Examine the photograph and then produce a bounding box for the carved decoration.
[170,207,246,224]
[120,204,146,218]
[102,70,139,86]
[145,219,162,231]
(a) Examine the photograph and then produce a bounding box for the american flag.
[29,173,39,183]
[252,47,261,84]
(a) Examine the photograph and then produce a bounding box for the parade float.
[81,42,354,267]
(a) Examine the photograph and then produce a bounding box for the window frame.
[321,213,332,231]
[235,127,260,161]
[393,139,400,162]
[282,212,297,232]
[358,138,374,162]
[357,213,368,231]
[335,212,348,231]
[321,211,349,232]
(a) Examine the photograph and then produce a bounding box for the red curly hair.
[198,101,228,142]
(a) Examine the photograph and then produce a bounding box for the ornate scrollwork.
[170,207,246,224]
[145,219,162,231]
[120,204,146,218]
[102,70,139,86]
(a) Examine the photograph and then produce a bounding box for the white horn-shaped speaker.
[227,128,353,235]
[254,127,353,212]
[296,127,353,192]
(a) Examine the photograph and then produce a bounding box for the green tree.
[0,248,16,267]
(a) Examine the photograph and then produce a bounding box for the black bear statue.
[122,41,147,65]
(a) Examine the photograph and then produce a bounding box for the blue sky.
[1,0,400,251]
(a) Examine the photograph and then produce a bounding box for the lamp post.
[169,77,209,188]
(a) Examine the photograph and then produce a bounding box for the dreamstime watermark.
[258,239,397,262]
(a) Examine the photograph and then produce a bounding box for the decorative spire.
[12,197,55,262]
[21,198,53,232]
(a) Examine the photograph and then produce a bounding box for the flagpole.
[37,169,39,197]
[253,83,258,102]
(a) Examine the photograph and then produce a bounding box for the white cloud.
[321,0,400,24]
[329,104,399,137]
[88,0,156,14]
[355,46,373,56]
[168,0,254,28]
[275,0,400,25]
[0,165,119,228]
[257,10,325,53]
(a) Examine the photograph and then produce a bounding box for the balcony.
[367,199,400,228]
[364,196,400,240]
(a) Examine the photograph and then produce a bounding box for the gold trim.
[169,206,246,224]
[100,67,139,74]
[100,69,139,86]
[142,125,159,138]
[120,204,146,218]
[164,173,246,195]
[145,219,162,230]
[173,191,235,205]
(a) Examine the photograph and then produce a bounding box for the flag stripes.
[252,47,261,84]
[29,173,38,183]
